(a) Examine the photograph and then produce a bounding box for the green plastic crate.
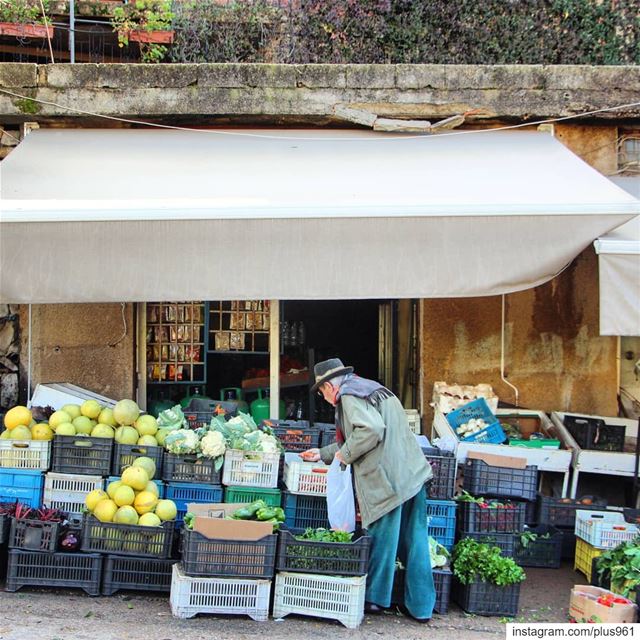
[224,486,282,507]
[508,439,560,449]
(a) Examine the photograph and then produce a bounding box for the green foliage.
[519,531,550,548]
[0,0,51,24]
[295,527,354,542]
[453,538,526,586]
[596,537,640,597]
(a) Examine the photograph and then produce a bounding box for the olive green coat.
[320,393,432,528]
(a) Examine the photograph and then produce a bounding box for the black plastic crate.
[111,443,164,476]
[525,500,537,526]
[392,567,452,614]
[559,527,577,560]
[51,435,113,476]
[461,532,516,558]
[453,578,521,617]
[462,459,538,502]
[276,527,370,576]
[318,423,337,448]
[563,415,626,452]
[6,549,102,595]
[0,513,10,544]
[537,495,607,529]
[458,501,527,534]
[261,419,321,453]
[623,508,640,525]
[514,525,562,568]
[81,515,174,558]
[181,528,277,578]
[423,447,457,500]
[102,555,178,595]
[9,518,61,553]
[283,491,329,532]
[162,453,222,484]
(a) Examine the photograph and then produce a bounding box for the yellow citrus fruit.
[121,466,149,491]
[113,485,135,507]
[93,499,118,523]
[31,423,54,441]
[4,406,32,430]
[106,480,123,499]
[138,512,161,527]
[85,489,109,512]
[133,490,158,515]
[49,410,72,430]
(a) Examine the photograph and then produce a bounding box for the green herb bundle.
[596,537,640,598]
[453,538,526,586]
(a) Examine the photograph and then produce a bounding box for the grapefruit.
[155,428,171,446]
[138,512,161,527]
[144,481,160,497]
[9,425,32,440]
[81,400,102,419]
[85,489,109,512]
[94,499,118,523]
[61,404,82,420]
[31,423,54,441]
[91,424,115,438]
[55,422,76,436]
[155,499,178,521]
[72,415,93,435]
[113,485,136,507]
[133,490,158,515]
[113,399,140,426]
[0,430,11,439]
[114,505,139,525]
[132,456,156,480]
[98,408,118,427]
[121,466,148,491]
[115,426,139,445]
[137,435,158,446]
[106,480,123,499]
[49,410,72,431]
[4,406,32,430]
[135,415,158,436]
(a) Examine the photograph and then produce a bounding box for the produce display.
[182,500,285,533]
[455,418,489,438]
[452,538,526,586]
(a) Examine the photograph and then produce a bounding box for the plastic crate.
[563,415,626,452]
[111,443,164,476]
[426,499,457,551]
[559,527,577,560]
[9,517,61,553]
[405,410,421,434]
[462,531,516,558]
[81,515,174,558]
[446,399,506,444]
[170,563,271,621]
[458,501,527,534]
[422,447,457,500]
[537,495,607,529]
[318,424,337,448]
[273,570,366,629]
[165,482,223,527]
[180,527,277,578]
[525,499,537,526]
[392,567,452,614]
[462,459,538,502]
[575,510,640,549]
[162,453,222,484]
[0,440,51,470]
[283,457,328,496]
[6,549,102,595]
[513,525,562,568]
[283,491,329,533]
[102,555,177,595]
[574,537,603,582]
[453,578,521,617]
[0,468,44,507]
[0,513,9,544]
[508,438,561,449]
[223,486,282,507]
[44,472,104,516]
[276,527,370,576]
[51,435,113,476]
[106,475,164,498]
[261,419,321,453]
[222,449,280,488]
[623,508,640,525]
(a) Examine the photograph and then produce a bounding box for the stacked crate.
[0,439,50,507]
[282,453,329,532]
[423,447,457,553]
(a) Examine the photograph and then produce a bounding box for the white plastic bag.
[326,457,356,532]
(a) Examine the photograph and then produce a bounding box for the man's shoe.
[364,602,384,614]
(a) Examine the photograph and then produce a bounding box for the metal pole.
[269,300,280,420]
[27,304,32,403]
[69,0,75,63]
[633,417,640,507]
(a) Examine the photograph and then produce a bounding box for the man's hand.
[300,448,321,462]
[335,450,346,464]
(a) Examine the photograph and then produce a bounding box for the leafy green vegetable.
[183,512,195,530]
[157,405,188,430]
[295,528,354,543]
[596,536,640,597]
[519,531,550,548]
[429,536,450,568]
[453,538,526,586]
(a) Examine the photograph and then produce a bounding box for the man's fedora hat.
[311,358,354,393]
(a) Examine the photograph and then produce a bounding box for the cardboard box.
[569,585,637,623]
[187,502,273,542]
[467,450,527,470]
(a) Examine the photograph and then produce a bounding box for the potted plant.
[111,0,174,63]
[452,537,526,617]
[0,0,54,38]
[595,537,640,600]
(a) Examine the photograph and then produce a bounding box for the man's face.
[318,381,338,406]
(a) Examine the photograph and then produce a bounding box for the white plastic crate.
[0,440,51,470]
[273,571,366,629]
[43,472,104,515]
[405,409,421,434]
[283,455,328,496]
[170,563,270,621]
[575,510,640,549]
[222,449,280,488]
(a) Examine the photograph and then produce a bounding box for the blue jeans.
[365,485,435,619]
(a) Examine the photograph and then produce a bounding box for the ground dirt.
[0,562,586,640]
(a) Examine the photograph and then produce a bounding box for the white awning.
[595,177,640,336]
[1,128,638,303]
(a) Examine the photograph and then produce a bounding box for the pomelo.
[81,399,102,419]
[0,429,11,439]
[91,424,115,438]
[138,512,161,527]
[135,414,158,437]
[155,499,178,522]
[85,489,109,512]
[9,425,32,440]
[55,422,76,436]
[72,415,93,435]
[144,481,159,497]
[115,425,139,445]
[114,505,139,525]
[155,428,171,446]
[94,499,118,523]
[133,490,158,515]
[137,435,158,447]
[31,423,54,441]
[61,404,82,420]
[132,456,156,480]
[49,410,72,431]
[113,399,140,426]
[98,407,118,427]
[4,405,32,430]
[106,480,123,499]
[113,484,136,507]
[121,466,148,491]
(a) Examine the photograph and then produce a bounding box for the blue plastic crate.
[426,499,457,551]
[0,469,44,508]
[446,399,506,444]
[165,482,223,527]
[106,476,165,499]
[283,491,329,533]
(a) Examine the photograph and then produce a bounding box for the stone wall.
[0,305,20,410]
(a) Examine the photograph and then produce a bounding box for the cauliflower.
[257,432,280,453]
[157,405,187,431]
[164,428,200,455]
[201,430,226,459]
